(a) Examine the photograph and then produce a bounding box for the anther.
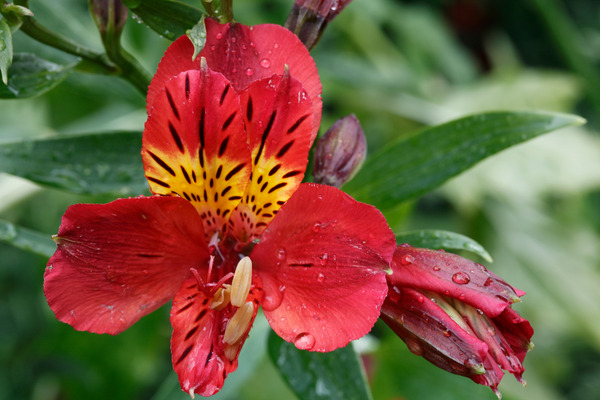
[230,257,252,307]
[224,342,241,361]
[223,301,254,345]
[210,285,231,310]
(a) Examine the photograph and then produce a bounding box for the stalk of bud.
[313,114,367,188]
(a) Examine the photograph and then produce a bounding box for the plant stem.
[14,0,150,95]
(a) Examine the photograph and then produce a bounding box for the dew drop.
[319,253,328,266]
[417,295,424,303]
[260,58,271,68]
[406,339,424,356]
[452,272,471,285]
[459,293,466,300]
[216,33,223,39]
[261,291,284,311]
[231,37,237,43]
[210,45,216,51]
[245,68,254,76]
[399,255,414,265]
[317,273,325,283]
[250,41,256,48]
[388,286,402,302]
[443,329,451,338]
[312,222,321,232]
[484,277,493,287]
[294,332,316,350]
[277,248,286,260]
[432,266,441,271]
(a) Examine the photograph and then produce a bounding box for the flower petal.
[44,196,209,334]
[143,68,251,238]
[389,246,522,317]
[170,277,262,397]
[228,72,314,245]
[147,18,322,138]
[381,287,489,378]
[251,183,396,352]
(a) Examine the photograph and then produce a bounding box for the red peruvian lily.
[44,19,396,397]
[381,245,534,398]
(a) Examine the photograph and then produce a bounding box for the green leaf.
[395,229,492,262]
[0,219,55,258]
[0,53,73,98]
[128,0,204,41]
[0,131,147,195]
[186,15,206,61]
[0,18,13,85]
[344,111,585,210]
[268,332,372,400]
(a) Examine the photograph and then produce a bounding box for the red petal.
[147,19,322,138]
[170,277,262,397]
[493,307,534,364]
[143,68,251,238]
[228,72,314,244]
[251,183,395,351]
[389,246,522,317]
[44,196,209,334]
[381,287,489,378]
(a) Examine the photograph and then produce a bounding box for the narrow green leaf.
[344,111,586,210]
[395,229,492,262]
[0,131,147,195]
[268,332,372,400]
[0,53,73,98]
[0,219,55,258]
[0,18,13,85]
[128,0,204,41]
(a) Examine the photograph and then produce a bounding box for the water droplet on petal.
[294,332,316,350]
[261,291,284,311]
[406,339,423,356]
[260,58,271,68]
[277,248,286,260]
[312,222,321,232]
[319,253,328,266]
[432,266,441,271]
[443,329,451,337]
[231,37,237,43]
[250,41,256,48]
[399,255,414,265]
[484,277,493,287]
[245,68,254,76]
[216,33,223,39]
[317,273,325,283]
[452,272,471,285]
[417,295,424,303]
[388,286,402,302]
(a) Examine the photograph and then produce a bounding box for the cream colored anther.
[223,301,254,345]
[230,256,252,307]
[209,285,231,310]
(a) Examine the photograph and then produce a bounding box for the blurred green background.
[2,0,600,399]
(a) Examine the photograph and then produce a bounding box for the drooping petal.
[389,246,523,317]
[492,307,534,365]
[381,287,490,378]
[251,183,396,352]
[170,276,262,397]
[143,68,251,238]
[228,72,314,245]
[147,18,322,139]
[44,196,209,335]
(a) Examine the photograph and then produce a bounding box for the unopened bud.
[90,0,128,37]
[313,114,366,188]
[285,0,352,50]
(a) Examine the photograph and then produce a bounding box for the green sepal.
[186,15,206,61]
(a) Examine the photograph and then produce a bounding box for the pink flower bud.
[313,114,367,188]
[383,246,533,398]
[285,0,352,49]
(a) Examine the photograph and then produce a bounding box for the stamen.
[223,301,254,345]
[210,285,231,310]
[230,257,252,307]
[224,342,241,361]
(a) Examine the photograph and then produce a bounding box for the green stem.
[527,0,600,119]
[220,0,234,23]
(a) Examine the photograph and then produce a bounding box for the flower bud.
[285,0,352,49]
[313,114,366,188]
[89,0,128,38]
[382,246,533,398]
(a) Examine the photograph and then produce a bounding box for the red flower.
[381,245,534,398]
[44,19,396,397]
